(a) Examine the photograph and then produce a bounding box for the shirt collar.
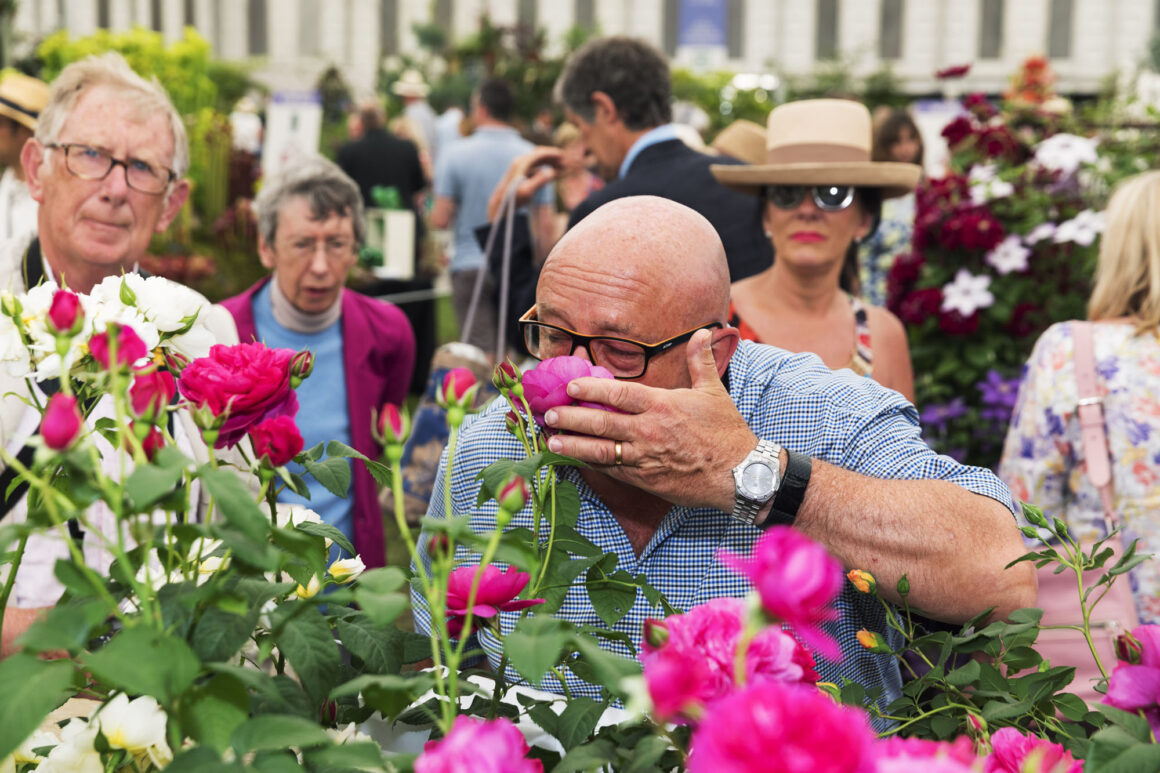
[618,124,680,179]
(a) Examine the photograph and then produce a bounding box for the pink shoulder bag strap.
[1072,322,1116,524]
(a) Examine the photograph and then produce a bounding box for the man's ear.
[21,138,45,204]
[590,91,619,127]
[154,179,191,233]
[712,327,741,377]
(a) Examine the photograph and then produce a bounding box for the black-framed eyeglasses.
[519,306,722,379]
[45,142,176,195]
[764,184,856,212]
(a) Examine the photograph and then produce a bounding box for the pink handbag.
[1034,322,1139,705]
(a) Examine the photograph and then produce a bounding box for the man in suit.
[505,36,772,282]
[0,53,238,655]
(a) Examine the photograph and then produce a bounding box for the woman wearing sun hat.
[711,98,920,401]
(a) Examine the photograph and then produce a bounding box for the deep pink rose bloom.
[719,526,843,661]
[438,367,478,408]
[416,715,542,773]
[642,598,818,721]
[688,681,876,773]
[377,403,408,445]
[129,368,176,421]
[445,564,545,636]
[177,342,299,448]
[1104,624,1160,738]
[984,728,1080,773]
[47,289,81,334]
[521,356,615,427]
[876,737,979,773]
[249,415,304,467]
[89,323,148,370]
[42,393,82,450]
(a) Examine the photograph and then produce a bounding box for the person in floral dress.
[999,170,1160,623]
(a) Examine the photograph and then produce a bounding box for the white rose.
[0,313,30,378]
[37,718,102,773]
[135,276,207,333]
[94,693,171,764]
[328,555,366,584]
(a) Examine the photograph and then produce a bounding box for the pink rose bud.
[643,618,670,649]
[492,360,521,392]
[504,410,521,436]
[249,415,305,468]
[437,367,479,410]
[42,393,82,450]
[130,422,165,461]
[289,349,314,388]
[129,367,177,422]
[89,323,148,370]
[1115,630,1143,664]
[376,403,409,446]
[497,475,529,514]
[427,533,450,556]
[47,289,82,335]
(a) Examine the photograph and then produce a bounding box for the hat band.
[765,143,868,165]
[0,95,38,120]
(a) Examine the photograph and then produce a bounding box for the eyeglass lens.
[767,185,855,212]
[59,143,171,194]
[523,324,647,378]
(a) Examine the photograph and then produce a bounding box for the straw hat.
[711,99,921,199]
[0,72,49,132]
[391,69,430,98]
[710,119,767,165]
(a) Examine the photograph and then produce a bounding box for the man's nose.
[98,161,131,199]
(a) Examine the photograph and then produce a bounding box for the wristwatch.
[731,439,782,525]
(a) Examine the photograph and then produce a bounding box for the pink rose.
[445,564,545,636]
[497,474,529,513]
[130,422,165,461]
[177,342,299,448]
[719,526,844,661]
[521,356,615,428]
[129,368,176,422]
[688,681,876,773]
[984,728,1081,773]
[376,403,409,446]
[437,367,480,409]
[89,323,148,370]
[47,289,82,334]
[876,737,979,773]
[416,715,542,773]
[42,393,82,450]
[1104,624,1160,738]
[249,415,304,467]
[642,598,818,722]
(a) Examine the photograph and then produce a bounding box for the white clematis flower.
[1054,209,1105,246]
[985,235,1031,275]
[1024,222,1057,244]
[941,269,994,316]
[1033,132,1098,176]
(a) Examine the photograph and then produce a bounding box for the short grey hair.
[36,52,189,177]
[254,155,365,246]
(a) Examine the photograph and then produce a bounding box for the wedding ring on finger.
[614,441,623,466]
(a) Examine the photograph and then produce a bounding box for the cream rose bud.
[39,718,101,772]
[296,574,322,599]
[95,693,169,754]
[328,556,366,584]
[8,729,58,765]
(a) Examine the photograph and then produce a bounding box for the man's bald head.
[543,196,730,328]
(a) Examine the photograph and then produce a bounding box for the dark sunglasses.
[765,184,856,212]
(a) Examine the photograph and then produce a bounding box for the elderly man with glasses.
[221,156,415,570]
[0,53,240,655]
[414,195,1035,721]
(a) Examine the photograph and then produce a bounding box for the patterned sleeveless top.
[728,294,873,377]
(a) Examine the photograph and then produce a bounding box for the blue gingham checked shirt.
[412,341,1017,720]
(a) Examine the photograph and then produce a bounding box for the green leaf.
[335,615,402,674]
[585,566,637,627]
[165,746,238,773]
[326,440,368,461]
[303,741,389,771]
[124,462,185,511]
[192,604,259,662]
[81,625,200,703]
[295,521,356,558]
[361,458,393,488]
[944,659,981,687]
[539,554,601,615]
[179,673,249,753]
[1096,704,1156,741]
[624,734,672,773]
[331,673,437,720]
[230,715,332,755]
[1086,724,1160,770]
[200,465,267,542]
[213,523,281,571]
[53,559,109,599]
[302,456,352,498]
[551,479,581,530]
[0,654,75,762]
[15,598,107,654]
[354,567,411,627]
[555,739,618,773]
[981,698,1034,722]
[553,525,604,559]
[250,751,303,773]
[276,606,341,707]
[505,615,571,684]
[554,697,606,749]
[568,633,640,692]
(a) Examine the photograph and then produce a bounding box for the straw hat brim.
[711,161,922,200]
[0,103,35,131]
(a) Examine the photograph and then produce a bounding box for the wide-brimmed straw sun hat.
[0,72,49,132]
[391,69,430,98]
[711,99,921,199]
[710,119,767,165]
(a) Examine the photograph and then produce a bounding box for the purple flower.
[977,370,1021,409]
[920,398,968,429]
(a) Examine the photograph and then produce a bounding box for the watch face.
[741,460,775,498]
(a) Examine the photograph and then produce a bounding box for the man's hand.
[542,330,755,511]
[486,147,563,221]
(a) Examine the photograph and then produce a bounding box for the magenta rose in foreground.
[983,727,1080,773]
[129,368,176,422]
[416,715,542,773]
[249,415,304,467]
[876,737,978,773]
[89,323,148,370]
[47,289,82,334]
[642,598,817,722]
[445,564,545,636]
[177,342,299,448]
[42,393,82,450]
[688,680,876,773]
[1104,623,1160,738]
[521,356,615,427]
[719,526,844,661]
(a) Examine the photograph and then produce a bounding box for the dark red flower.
[962,92,998,120]
[129,368,177,422]
[897,288,944,325]
[935,63,971,79]
[249,415,305,467]
[132,422,165,461]
[939,309,981,336]
[941,116,975,148]
[1006,302,1044,338]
